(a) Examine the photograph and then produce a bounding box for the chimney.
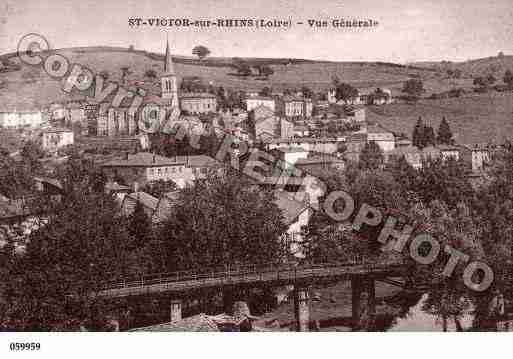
[133,181,139,193]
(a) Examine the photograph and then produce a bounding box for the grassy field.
[1,46,511,145]
[0,46,436,109]
[368,91,513,144]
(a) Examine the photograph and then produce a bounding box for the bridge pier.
[293,287,310,332]
[351,277,375,331]
[170,299,182,323]
[223,287,236,315]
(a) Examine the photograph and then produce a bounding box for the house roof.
[125,191,160,211]
[153,191,182,223]
[461,143,495,151]
[184,155,220,168]
[276,147,308,154]
[281,95,310,102]
[0,198,30,219]
[104,181,131,192]
[274,190,309,225]
[295,155,345,165]
[130,314,220,332]
[246,96,274,101]
[42,127,73,134]
[396,139,412,145]
[422,146,441,157]
[263,137,338,144]
[101,152,184,167]
[348,133,367,142]
[437,144,460,151]
[387,146,421,156]
[179,92,217,99]
[33,176,63,190]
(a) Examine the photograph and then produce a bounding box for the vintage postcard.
[0,0,513,350]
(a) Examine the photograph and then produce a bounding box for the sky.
[0,0,512,63]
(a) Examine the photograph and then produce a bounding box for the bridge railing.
[102,256,404,292]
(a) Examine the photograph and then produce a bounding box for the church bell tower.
[161,38,179,109]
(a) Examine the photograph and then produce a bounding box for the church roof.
[164,38,175,75]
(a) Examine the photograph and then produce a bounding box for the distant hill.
[410,54,513,79]
[0,46,436,111]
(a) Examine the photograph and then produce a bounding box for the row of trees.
[304,136,513,329]
[0,151,288,329]
[474,69,513,90]
[412,117,453,149]
[230,59,275,79]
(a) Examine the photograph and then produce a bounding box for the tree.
[504,69,513,89]
[158,168,287,271]
[2,160,146,330]
[335,83,359,102]
[337,142,347,154]
[412,117,425,149]
[389,155,418,203]
[414,157,474,209]
[260,65,274,78]
[402,79,424,99]
[21,140,44,172]
[144,69,157,80]
[473,76,487,88]
[486,74,496,86]
[359,141,384,170]
[127,201,152,249]
[99,70,109,80]
[0,149,36,198]
[437,117,453,145]
[235,63,252,77]
[301,86,314,98]
[192,45,211,60]
[423,125,436,147]
[475,142,513,283]
[259,86,272,97]
[327,120,338,134]
[120,66,131,85]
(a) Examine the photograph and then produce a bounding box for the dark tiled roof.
[274,190,309,225]
[246,96,274,101]
[130,314,220,332]
[185,155,220,168]
[179,92,217,99]
[263,137,338,144]
[101,152,184,167]
[125,191,160,210]
[437,145,460,151]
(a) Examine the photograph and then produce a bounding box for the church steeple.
[164,36,174,74]
[161,35,179,109]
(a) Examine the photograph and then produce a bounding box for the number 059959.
[9,342,41,351]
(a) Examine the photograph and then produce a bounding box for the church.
[97,39,182,137]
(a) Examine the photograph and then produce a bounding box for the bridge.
[99,259,409,331]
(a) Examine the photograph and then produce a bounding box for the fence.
[101,256,405,295]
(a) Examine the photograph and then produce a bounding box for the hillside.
[410,54,513,79]
[367,91,513,144]
[0,46,435,110]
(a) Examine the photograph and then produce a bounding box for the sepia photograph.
[0,0,513,356]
